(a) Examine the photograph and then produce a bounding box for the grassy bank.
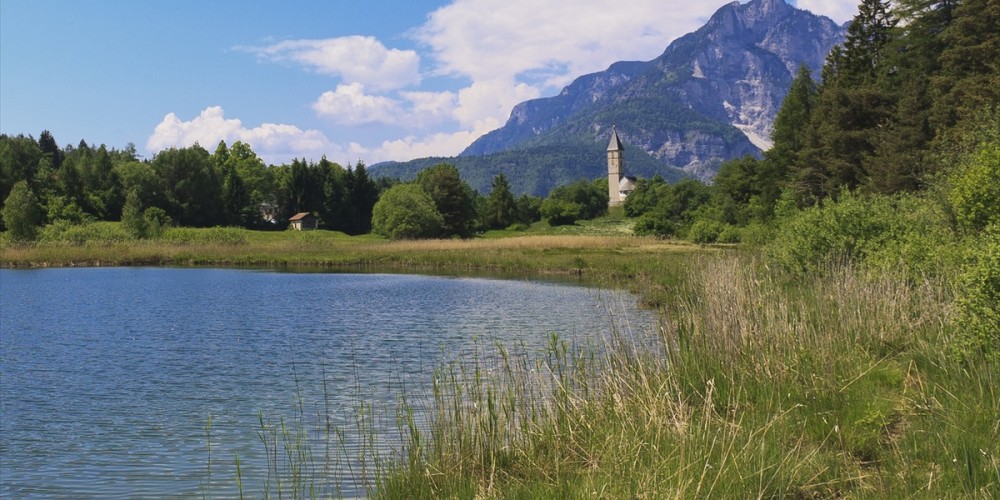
[0,221,701,283]
[378,254,998,498]
[2,224,995,497]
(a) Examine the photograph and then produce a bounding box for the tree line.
[0,137,387,238]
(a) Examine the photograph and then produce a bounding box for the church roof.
[607,126,624,152]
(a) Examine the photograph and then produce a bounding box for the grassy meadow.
[1,219,996,498]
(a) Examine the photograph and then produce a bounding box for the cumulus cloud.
[793,0,857,24]
[453,79,540,130]
[243,36,420,91]
[372,126,496,164]
[313,83,403,125]
[147,106,343,164]
[416,0,724,89]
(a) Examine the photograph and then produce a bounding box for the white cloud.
[793,0,857,24]
[453,79,540,130]
[147,106,343,164]
[400,90,458,126]
[313,83,402,125]
[416,0,724,89]
[373,128,490,164]
[244,36,420,91]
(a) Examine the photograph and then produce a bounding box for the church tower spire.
[607,126,625,206]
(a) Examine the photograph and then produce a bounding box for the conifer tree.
[794,0,898,202]
[931,0,1000,138]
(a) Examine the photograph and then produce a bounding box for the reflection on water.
[0,267,656,497]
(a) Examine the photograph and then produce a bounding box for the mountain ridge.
[373,0,845,195]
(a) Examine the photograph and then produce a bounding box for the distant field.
[0,213,700,281]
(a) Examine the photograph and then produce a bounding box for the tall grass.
[376,253,998,497]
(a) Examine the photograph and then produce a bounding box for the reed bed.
[374,253,998,498]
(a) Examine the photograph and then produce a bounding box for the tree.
[38,130,62,169]
[121,189,148,239]
[768,65,817,169]
[931,0,1000,137]
[866,0,957,193]
[0,135,43,214]
[1,181,43,241]
[371,183,444,239]
[346,162,378,234]
[484,173,517,229]
[415,164,476,237]
[151,146,223,227]
[793,0,898,202]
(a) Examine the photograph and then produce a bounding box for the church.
[607,126,636,207]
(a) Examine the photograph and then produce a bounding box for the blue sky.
[0,0,856,166]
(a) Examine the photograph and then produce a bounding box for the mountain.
[374,0,845,195]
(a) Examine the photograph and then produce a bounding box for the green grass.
[375,255,998,498]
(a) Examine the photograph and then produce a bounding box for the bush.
[541,178,607,226]
[949,137,1000,234]
[768,192,958,276]
[955,224,1000,358]
[633,213,677,237]
[371,184,444,239]
[540,198,582,226]
[717,224,742,244]
[688,219,724,244]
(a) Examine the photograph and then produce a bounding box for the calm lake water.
[0,267,657,498]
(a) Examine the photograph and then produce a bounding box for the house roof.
[289,212,313,221]
[607,126,624,152]
[619,176,637,191]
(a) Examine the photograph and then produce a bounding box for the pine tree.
[794,0,898,201]
[769,65,818,169]
[485,173,517,229]
[866,0,957,193]
[931,0,1000,138]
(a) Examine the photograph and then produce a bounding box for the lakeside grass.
[2,223,996,497]
[377,255,998,498]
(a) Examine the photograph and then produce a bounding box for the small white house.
[289,212,317,231]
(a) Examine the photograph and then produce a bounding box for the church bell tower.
[607,126,624,206]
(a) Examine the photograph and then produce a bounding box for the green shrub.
[948,117,1000,234]
[371,183,444,239]
[688,219,724,244]
[737,222,776,247]
[633,213,677,237]
[955,224,1000,358]
[768,192,958,276]
[717,224,742,244]
[540,198,582,226]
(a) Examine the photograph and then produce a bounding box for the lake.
[0,267,658,498]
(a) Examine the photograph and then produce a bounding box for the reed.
[374,253,998,498]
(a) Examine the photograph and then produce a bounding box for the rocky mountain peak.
[393,0,848,194]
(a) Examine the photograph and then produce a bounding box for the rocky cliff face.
[461,0,845,180]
